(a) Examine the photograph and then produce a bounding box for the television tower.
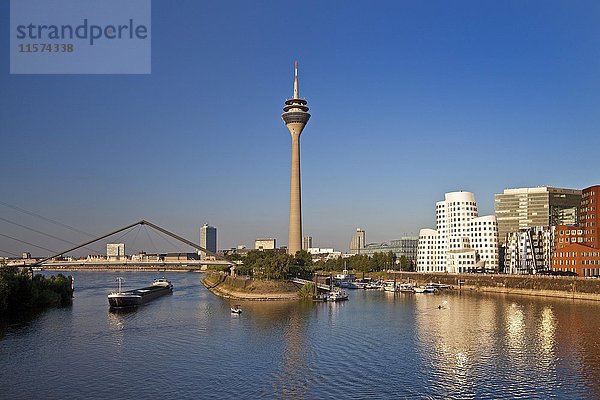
[282,61,311,255]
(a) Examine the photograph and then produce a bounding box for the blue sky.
[1,1,599,256]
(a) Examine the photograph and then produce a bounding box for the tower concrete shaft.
[282,61,310,255]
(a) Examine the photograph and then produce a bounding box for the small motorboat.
[397,283,415,293]
[415,285,438,294]
[326,289,349,302]
[231,305,242,314]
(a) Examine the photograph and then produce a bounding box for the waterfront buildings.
[199,224,217,258]
[282,61,310,255]
[417,229,438,272]
[552,244,600,276]
[580,185,600,248]
[307,247,342,261]
[417,191,499,273]
[106,243,125,260]
[467,215,500,270]
[555,225,585,249]
[164,253,199,261]
[255,238,276,251]
[495,187,581,245]
[302,236,312,251]
[502,226,555,274]
[349,228,366,254]
[360,237,419,263]
[551,185,600,276]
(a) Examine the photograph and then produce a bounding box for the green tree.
[0,267,73,315]
[399,255,408,271]
[293,250,313,267]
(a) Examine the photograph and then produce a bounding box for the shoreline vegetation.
[0,266,74,315]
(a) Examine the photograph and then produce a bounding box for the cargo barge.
[108,278,173,308]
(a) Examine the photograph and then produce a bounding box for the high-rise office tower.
[199,224,217,258]
[302,236,313,251]
[495,187,581,244]
[350,228,366,254]
[282,61,311,255]
[107,243,125,260]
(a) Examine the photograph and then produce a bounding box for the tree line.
[235,249,313,280]
[232,249,414,280]
[0,266,73,315]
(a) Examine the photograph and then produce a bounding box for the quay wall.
[387,272,600,301]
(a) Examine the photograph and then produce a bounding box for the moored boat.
[427,282,451,290]
[397,283,415,293]
[414,285,438,294]
[383,281,397,292]
[365,281,383,290]
[326,288,349,302]
[347,281,367,290]
[108,278,173,308]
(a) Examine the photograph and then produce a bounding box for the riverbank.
[201,274,300,300]
[384,271,600,301]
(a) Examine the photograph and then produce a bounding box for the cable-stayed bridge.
[3,219,234,270]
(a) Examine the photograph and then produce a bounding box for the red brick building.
[555,225,584,249]
[552,185,600,276]
[580,185,599,248]
[552,243,600,276]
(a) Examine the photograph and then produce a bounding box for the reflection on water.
[107,308,135,348]
[506,302,525,355]
[415,294,499,397]
[274,307,309,398]
[1,272,600,399]
[538,307,556,362]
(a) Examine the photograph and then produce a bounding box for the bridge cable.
[0,233,58,254]
[127,224,143,254]
[151,225,186,253]
[0,249,20,257]
[0,217,102,254]
[143,225,159,255]
[110,226,137,244]
[0,200,95,238]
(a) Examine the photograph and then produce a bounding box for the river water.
[1,271,599,399]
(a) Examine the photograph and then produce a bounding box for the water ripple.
[0,273,599,399]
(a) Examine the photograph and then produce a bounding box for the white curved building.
[469,215,499,269]
[417,191,499,273]
[417,229,438,272]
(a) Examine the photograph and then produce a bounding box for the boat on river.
[108,278,173,308]
[414,285,437,294]
[397,283,415,293]
[231,305,242,314]
[426,282,451,290]
[383,281,397,292]
[326,288,349,302]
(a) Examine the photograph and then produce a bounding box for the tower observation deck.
[282,61,311,255]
